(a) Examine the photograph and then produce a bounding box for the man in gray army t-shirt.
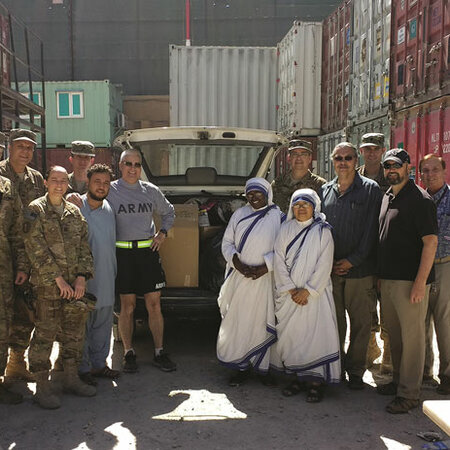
[107,149,176,373]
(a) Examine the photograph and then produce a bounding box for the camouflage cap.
[0,131,6,148]
[9,128,37,145]
[71,140,95,157]
[288,139,312,153]
[360,133,385,149]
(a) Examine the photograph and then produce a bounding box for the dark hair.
[87,163,114,180]
[419,154,446,172]
[45,165,67,180]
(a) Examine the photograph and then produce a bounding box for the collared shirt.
[357,164,390,193]
[379,180,438,283]
[429,184,450,259]
[80,196,116,308]
[320,172,382,278]
[272,170,326,213]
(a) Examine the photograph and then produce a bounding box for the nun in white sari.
[272,188,340,402]
[217,177,282,386]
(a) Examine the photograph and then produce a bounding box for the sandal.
[91,366,120,379]
[306,384,324,403]
[282,380,306,397]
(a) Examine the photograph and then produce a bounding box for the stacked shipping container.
[317,0,450,184]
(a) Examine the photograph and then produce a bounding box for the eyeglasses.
[290,152,310,158]
[333,155,354,161]
[383,162,402,170]
[123,161,142,168]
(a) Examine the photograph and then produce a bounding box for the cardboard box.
[156,204,199,288]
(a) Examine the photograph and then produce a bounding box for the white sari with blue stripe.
[271,217,341,383]
[217,203,282,373]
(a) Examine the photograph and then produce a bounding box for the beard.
[88,191,107,201]
[387,172,404,185]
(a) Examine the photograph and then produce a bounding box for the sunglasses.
[123,161,142,168]
[333,155,354,161]
[383,162,402,170]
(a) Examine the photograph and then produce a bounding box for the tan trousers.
[425,261,450,381]
[380,279,429,399]
[332,275,374,377]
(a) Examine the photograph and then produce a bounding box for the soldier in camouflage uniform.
[67,140,95,195]
[272,140,326,213]
[0,173,29,404]
[0,129,45,382]
[23,166,95,409]
[357,133,391,374]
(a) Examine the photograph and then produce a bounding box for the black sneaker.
[153,351,176,372]
[79,372,98,386]
[123,350,138,373]
[347,375,365,390]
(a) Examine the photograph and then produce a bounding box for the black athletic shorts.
[116,246,166,295]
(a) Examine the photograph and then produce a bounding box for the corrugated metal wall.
[2,0,341,95]
[169,46,277,129]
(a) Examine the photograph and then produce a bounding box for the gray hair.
[331,142,358,158]
[119,148,142,163]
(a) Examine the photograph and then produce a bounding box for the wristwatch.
[159,229,168,237]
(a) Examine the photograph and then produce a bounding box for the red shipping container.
[391,95,450,183]
[391,0,450,110]
[321,0,352,133]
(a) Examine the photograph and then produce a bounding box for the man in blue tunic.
[78,164,120,385]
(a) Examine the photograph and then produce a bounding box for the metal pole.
[186,0,191,46]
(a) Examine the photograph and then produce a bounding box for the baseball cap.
[288,139,312,153]
[9,129,37,145]
[360,133,385,149]
[71,140,95,157]
[383,148,410,165]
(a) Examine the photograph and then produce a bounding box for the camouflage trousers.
[29,287,89,373]
[8,289,34,352]
[0,283,14,375]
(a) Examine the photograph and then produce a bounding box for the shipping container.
[391,95,450,183]
[321,0,352,133]
[277,21,322,135]
[1,14,9,88]
[391,0,450,110]
[349,0,392,123]
[169,45,277,130]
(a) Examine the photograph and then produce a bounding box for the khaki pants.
[380,279,429,399]
[332,275,374,377]
[425,261,450,381]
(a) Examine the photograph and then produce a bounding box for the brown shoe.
[386,396,419,414]
[91,366,120,379]
[5,350,35,382]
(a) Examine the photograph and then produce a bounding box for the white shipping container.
[169,45,277,130]
[277,21,322,136]
[349,0,391,123]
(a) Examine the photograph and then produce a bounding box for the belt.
[435,255,450,264]
[116,239,153,249]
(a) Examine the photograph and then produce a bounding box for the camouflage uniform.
[66,173,87,195]
[0,176,27,375]
[66,140,95,195]
[358,164,390,193]
[23,194,93,372]
[272,170,326,214]
[0,159,45,353]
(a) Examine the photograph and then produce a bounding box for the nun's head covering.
[245,177,273,206]
[287,188,326,222]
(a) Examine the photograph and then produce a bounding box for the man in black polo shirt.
[377,149,438,414]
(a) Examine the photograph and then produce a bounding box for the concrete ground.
[0,315,447,450]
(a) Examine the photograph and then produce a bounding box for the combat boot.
[63,360,96,397]
[366,331,381,368]
[5,349,35,381]
[0,382,23,404]
[34,371,61,409]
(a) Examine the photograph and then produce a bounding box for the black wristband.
[159,229,168,236]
